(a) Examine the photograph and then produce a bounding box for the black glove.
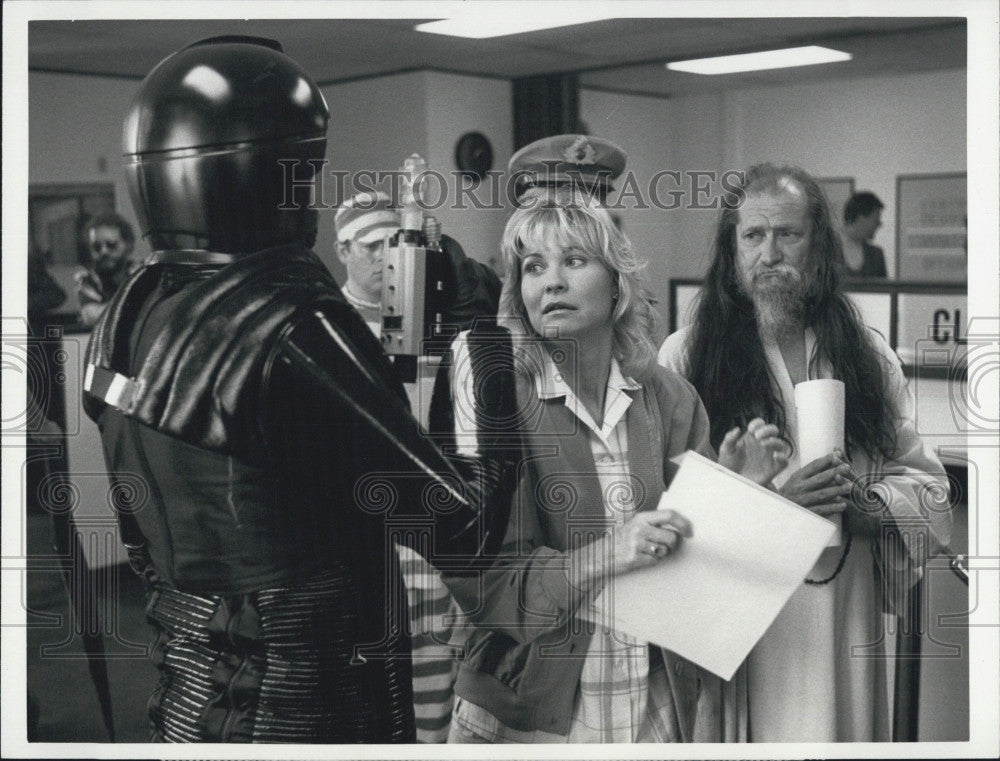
[437,234,501,331]
[424,317,521,571]
[428,314,523,450]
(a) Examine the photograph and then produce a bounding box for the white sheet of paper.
[584,450,835,681]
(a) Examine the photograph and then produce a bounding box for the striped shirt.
[396,544,465,743]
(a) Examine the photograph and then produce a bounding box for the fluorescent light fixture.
[415,14,617,39]
[666,46,852,75]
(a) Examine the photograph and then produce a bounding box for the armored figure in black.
[82,37,516,742]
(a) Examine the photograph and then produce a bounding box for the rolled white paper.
[795,379,846,546]
[794,379,845,463]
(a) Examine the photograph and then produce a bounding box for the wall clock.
[454,131,493,183]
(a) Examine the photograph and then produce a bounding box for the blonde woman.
[440,189,789,743]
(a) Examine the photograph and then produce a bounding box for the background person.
[74,211,140,326]
[841,190,887,278]
[334,191,396,333]
[658,163,950,742]
[27,243,68,428]
[441,188,788,743]
[26,244,69,507]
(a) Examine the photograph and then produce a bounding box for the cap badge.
[563,137,596,165]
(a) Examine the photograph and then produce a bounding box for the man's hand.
[718,417,790,485]
[832,450,884,538]
[778,452,853,517]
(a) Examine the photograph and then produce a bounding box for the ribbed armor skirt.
[144,567,415,742]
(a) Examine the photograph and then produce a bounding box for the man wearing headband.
[334,191,398,333]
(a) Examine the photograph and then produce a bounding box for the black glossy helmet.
[123,36,329,254]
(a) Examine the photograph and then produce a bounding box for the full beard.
[738,267,808,336]
[95,255,126,276]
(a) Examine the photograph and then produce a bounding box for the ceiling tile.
[28,17,966,96]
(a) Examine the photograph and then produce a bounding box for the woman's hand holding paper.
[571,510,693,588]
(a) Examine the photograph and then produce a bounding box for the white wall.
[320,70,512,277]
[666,91,731,282]
[424,71,513,270]
[29,72,143,244]
[28,70,431,286]
[37,67,963,306]
[581,68,967,334]
[29,69,512,283]
[30,66,966,320]
[579,89,675,331]
[29,73,143,308]
[728,68,967,278]
[318,72,429,276]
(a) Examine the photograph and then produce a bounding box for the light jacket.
[443,364,716,737]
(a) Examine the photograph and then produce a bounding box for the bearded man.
[75,212,140,326]
[658,163,951,742]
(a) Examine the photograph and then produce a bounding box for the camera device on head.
[380,154,452,383]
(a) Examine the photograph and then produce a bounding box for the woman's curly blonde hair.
[497,186,660,381]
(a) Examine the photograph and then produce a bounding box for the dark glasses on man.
[91,240,122,253]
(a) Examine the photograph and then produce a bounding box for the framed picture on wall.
[29,182,117,318]
[895,172,967,283]
[29,182,116,267]
[816,177,855,228]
